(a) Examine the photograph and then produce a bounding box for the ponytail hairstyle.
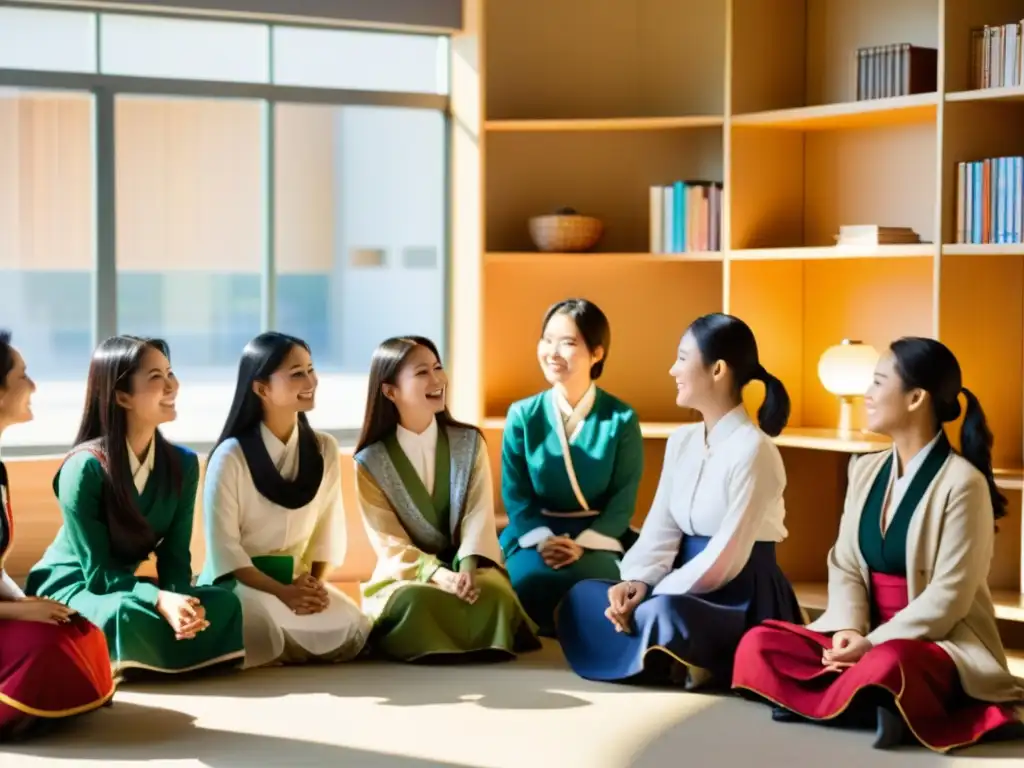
[889,337,1006,521]
[686,313,791,437]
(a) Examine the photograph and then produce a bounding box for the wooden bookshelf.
[450,0,1024,648]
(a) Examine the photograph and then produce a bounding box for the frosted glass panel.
[100,15,269,83]
[272,27,449,94]
[0,7,96,73]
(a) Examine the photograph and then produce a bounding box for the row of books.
[856,44,936,101]
[955,156,1024,245]
[648,181,723,254]
[971,22,1024,89]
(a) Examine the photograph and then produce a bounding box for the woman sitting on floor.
[0,330,114,740]
[354,335,540,662]
[500,298,644,636]
[198,332,371,669]
[26,336,245,680]
[732,337,1024,752]
[556,313,802,688]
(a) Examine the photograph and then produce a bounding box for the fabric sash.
[869,571,909,626]
[354,424,479,556]
[237,422,325,510]
[547,390,598,519]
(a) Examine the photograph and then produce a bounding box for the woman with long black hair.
[733,337,1024,752]
[197,332,370,669]
[354,335,539,662]
[26,336,245,679]
[0,330,114,739]
[556,313,802,688]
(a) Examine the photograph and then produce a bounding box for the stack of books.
[834,225,922,246]
[955,157,1024,245]
[856,44,937,100]
[648,181,723,254]
[971,23,1024,89]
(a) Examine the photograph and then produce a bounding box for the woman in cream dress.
[199,332,371,668]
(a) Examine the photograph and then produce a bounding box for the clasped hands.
[822,629,872,672]
[276,573,330,615]
[156,591,210,640]
[539,535,584,570]
[603,580,648,633]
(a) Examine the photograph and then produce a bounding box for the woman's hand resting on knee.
[604,580,647,633]
[156,591,209,640]
[540,536,583,570]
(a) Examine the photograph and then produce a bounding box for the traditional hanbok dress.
[732,432,1024,752]
[355,419,540,662]
[197,423,371,669]
[0,460,114,739]
[25,442,245,678]
[556,405,802,687]
[500,384,644,635]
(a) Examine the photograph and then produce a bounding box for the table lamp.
[817,339,879,437]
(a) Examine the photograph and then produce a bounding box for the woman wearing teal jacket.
[500,298,644,635]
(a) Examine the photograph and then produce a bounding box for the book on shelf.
[649,181,722,254]
[856,44,937,100]
[955,157,1024,245]
[834,225,922,246]
[972,22,1024,89]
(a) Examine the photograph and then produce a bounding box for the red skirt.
[731,573,1019,752]
[0,614,115,738]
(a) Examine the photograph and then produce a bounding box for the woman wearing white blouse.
[556,313,802,688]
[198,332,371,669]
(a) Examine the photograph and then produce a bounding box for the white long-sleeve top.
[619,405,788,596]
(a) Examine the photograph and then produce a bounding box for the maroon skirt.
[0,613,115,739]
[731,572,1020,753]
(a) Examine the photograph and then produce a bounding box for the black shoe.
[771,706,801,723]
[872,706,906,750]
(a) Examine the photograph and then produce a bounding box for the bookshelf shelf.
[730,93,938,131]
[485,252,725,265]
[942,244,1024,256]
[729,245,935,261]
[485,116,725,132]
[946,86,1024,104]
[453,0,1024,643]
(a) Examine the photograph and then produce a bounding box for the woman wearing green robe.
[354,335,540,662]
[25,336,245,679]
[500,298,644,635]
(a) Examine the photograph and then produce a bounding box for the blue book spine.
[973,161,983,244]
[997,157,1006,244]
[673,181,685,252]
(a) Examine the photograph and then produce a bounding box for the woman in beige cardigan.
[732,337,1024,752]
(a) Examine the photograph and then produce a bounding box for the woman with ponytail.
[733,337,1024,752]
[556,313,802,687]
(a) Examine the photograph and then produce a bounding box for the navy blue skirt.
[555,535,802,686]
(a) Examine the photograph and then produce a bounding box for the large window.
[0,8,449,452]
[274,104,447,434]
[0,88,95,449]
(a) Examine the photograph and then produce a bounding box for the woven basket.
[528,213,603,252]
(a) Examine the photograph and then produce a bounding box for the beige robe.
[356,435,504,617]
[809,449,1024,703]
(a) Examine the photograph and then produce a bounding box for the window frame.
[0,5,453,458]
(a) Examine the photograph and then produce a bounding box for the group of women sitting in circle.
[0,297,1022,753]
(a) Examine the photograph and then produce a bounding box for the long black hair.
[686,313,791,437]
[890,337,1006,520]
[64,335,181,561]
[0,329,13,389]
[541,298,611,379]
[356,335,479,454]
[214,331,315,453]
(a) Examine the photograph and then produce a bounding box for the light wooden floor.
[5,641,1024,767]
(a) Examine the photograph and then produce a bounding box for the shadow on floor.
[626,696,1024,767]
[116,641,619,711]
[4,702,480,768]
